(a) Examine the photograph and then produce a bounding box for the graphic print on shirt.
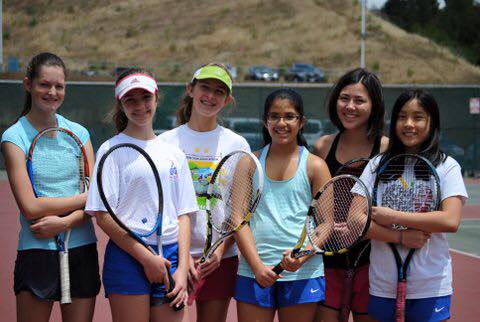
[185,149,223,210]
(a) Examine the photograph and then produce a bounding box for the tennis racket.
[201,150,264,262]
[272,174,371,275]
[97,143,183,311]
[187,151,263,302]
[335,158,371,322]
[373,154,440,322]
[26,127,90,304]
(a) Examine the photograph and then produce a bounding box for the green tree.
[383,0,439,30]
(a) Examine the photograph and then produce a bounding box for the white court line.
[449,248,480,260]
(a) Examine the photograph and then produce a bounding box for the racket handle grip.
[59,251,72,304]
[272,263,284,275]
[338,270,354,322]
[166,272,184,311]
[258,263,284,289]
[395,281,407,322]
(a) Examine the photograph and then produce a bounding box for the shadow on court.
[1,180,479,321]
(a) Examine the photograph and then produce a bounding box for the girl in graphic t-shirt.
[360,89,467,322]
[85,68,198,322]
[159,63,250,322]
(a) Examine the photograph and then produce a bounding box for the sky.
[366,0,446,9]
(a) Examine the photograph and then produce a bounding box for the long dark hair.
[108,68,157,133]
[377,89,445,170]
[262,88,308,147]
[15,52,67,123]
[327,68,384,141]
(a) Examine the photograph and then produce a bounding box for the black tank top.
[323,132,381,269]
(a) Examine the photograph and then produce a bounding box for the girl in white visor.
[159,63,250,322]
[85,68,198,322]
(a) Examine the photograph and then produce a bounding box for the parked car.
[225,117,263,151]
[303,119,324,148]
[224,63,237,80]
[464,141,480,174]
[440,135,465,173]
[284,63,326,83]
[245,66,279,82]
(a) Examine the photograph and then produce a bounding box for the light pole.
[360,0,366,68]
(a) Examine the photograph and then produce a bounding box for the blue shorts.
[368,294,451,322]
[103,240,178,303]
[234,275,325,308]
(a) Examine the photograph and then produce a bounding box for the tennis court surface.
[1,178,479,321]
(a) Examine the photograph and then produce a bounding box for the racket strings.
[31,131,85,197]
[101,148,160,237]
[308,177,369,253]
[210,153,258,234]
[378,165,438,213]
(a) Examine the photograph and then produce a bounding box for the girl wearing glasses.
[234,88,331,322]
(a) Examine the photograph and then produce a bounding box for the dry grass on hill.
[3,0,480,83]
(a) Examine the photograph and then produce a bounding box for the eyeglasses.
[266,114,302,124]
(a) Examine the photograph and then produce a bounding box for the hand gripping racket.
[272,174,371,275]
[373,154,440,322]
[26,127,90,304]
[97,143,183,311]
[335,158,371,322]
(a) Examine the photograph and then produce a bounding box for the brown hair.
[176,63,235,125]
[108,68,157,133]
[15,52,67,123]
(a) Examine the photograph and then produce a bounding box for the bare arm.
[372,196,463,233]
[2,141,94,220]
[234,225,279,288]
[30,209,89,238]
[366,221,430,249]
[95,212,171,287]
[168,213,191,307]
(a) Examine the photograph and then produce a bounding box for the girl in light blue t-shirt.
[0,52,99,322]
[234,89,332,322]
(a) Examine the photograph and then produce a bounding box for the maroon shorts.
[189,256,239,303]
[322,264,370,314]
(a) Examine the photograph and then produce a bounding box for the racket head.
[27,127,90,197]
[206,150,264,235]
[97,143,163,242]
[335,157,370,177]
[373,154,441,229]
[306,175,371,255]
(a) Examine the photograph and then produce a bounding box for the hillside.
[3,0,480,83]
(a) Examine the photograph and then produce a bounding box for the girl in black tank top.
[323,132,381,270]
[313,68,386,321]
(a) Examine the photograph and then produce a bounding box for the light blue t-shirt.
[237,145,324,281]
[1,114,97,250]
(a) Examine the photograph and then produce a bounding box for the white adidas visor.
[115,74,158,100]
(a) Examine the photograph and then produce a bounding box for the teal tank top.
[237,145,324,281]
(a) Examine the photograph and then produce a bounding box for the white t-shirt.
[358,155,468,299]
[86,133,198,246]
[159,124,250,258]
